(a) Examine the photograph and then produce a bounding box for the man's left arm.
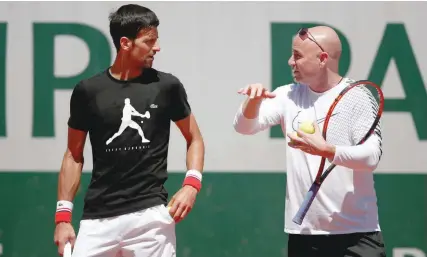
[290,125,382,172]
[167,79,205,223]
[175,114,205,176]
[327,130,383,172]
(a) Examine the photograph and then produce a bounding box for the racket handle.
[64,242,72,257]
[292,182,321,225]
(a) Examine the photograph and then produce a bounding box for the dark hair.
[109,4,160,52]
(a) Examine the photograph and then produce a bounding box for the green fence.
[0,172,426,257]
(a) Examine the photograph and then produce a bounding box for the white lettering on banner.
[0,2,426,173]
[393,248,426,257]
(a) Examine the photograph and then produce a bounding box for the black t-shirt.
[68,68,191,219]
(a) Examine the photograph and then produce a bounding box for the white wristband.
[56,200,73,212]
[186,169,202,182]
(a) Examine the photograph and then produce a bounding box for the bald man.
[233,26,386,256]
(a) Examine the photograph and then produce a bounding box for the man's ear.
[120,37,132,51]
[319,52,329,67]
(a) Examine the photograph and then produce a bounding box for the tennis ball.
[299,121,315,134]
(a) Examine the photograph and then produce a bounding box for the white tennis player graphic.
[106,98,150,145]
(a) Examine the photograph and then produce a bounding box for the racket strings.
[325,85,381,147]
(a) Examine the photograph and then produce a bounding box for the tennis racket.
[292,80,384,225]
[64,242,72,257]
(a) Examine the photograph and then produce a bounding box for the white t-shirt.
[233,78,383,235]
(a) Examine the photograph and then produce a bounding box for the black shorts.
[287,231,386,257]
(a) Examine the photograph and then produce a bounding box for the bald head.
[288,26,344,87]
[308,26,342,60]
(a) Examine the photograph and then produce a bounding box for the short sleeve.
[67,82,91,132]
[170,80,191,122]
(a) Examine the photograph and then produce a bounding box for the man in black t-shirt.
[53,4,205,257]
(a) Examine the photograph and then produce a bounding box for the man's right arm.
[233,84,284,135]
[58,82,90,202]
[54,127,86,254]
[57,127,87,202]
[54,81,90,254]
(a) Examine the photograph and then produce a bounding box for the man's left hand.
[168,185,198,223]
[287,122,335,159]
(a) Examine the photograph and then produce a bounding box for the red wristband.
[55,211,72,224]
[55,200,73,224]
[182,170,202,192]
[183,176,202,192]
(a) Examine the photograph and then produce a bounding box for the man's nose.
[153,42,161,52]
[288,56,295,67]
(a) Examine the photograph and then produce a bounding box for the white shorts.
[72,204,176,257]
